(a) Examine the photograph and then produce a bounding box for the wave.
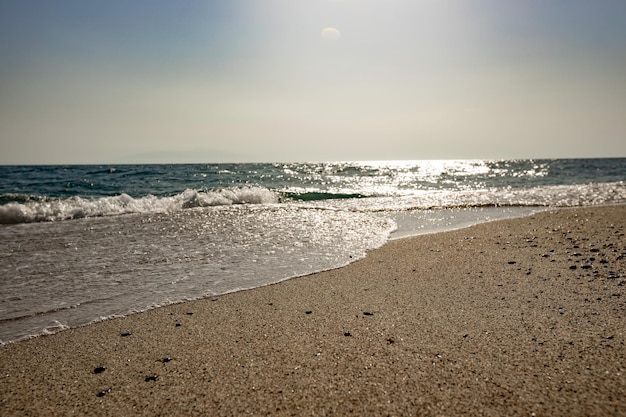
[282,191,368,201]
[2,181,624,224]
[286,182,626,213]
[0,187,280,224]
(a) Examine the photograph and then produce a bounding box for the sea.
[1,159,625,344]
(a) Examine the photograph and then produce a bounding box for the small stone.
[94,366,106,374]
[120,332,132,337]
[96,388,111,397]
[508,261,516,265]
[175,323,182,327]
[305,310,312,314]
[344,332,352,337]
[363,311,374,316]
[145,374,158,382]
[569,265,577,270]
[186,312,194,315]
[162,357,172,363]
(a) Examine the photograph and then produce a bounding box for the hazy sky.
[1,0,625,164]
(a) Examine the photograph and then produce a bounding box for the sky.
[0,0,625,164]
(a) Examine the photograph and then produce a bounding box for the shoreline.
[0,205,544,346]
[1,205,624,416]
[387,205,548,240]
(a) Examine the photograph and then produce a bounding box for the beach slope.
[1,206,625,416]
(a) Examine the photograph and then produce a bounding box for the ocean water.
[1,159,625,344]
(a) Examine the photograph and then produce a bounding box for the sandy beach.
[1,205,624,416]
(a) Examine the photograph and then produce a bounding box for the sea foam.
[0,187,280,224]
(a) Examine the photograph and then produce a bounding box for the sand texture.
[1,206,625,416]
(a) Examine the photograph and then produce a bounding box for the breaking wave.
[2,181,624,225]
[0,187,280,224]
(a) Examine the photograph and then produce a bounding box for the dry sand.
[1,206,625,416]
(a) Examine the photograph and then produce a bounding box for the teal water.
[1,159,625,222]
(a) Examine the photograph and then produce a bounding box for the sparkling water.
[1,159,624,343]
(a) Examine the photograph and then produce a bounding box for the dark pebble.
[94,366,106,374]
[175,323,182,327]
[96,388,111,397]
[162,357,172,363]
[186,312,194,315]
[305,310,312,314]
[145,375,159,382]
[508,261,516,264]
[581,264,592,269]
[363,311,374,316]
[120,332,132,337]
[344,332,352,337]
[569,265,577,270]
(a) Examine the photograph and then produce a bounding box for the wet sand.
[1,205,625,416]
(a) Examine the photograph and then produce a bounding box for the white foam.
[42,320,70,335]
[0,187,281,224]
[179,187,279,208]
[0,204,396,343]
